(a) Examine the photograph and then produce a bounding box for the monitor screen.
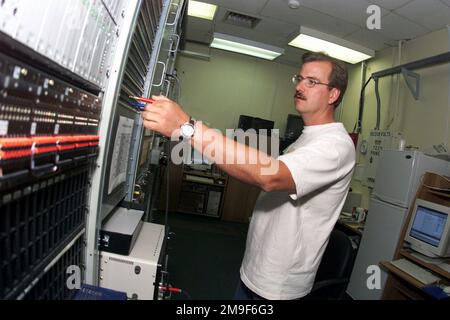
[405,199,450,258]
[409,205,447,247]
[238,115,274,135]
[285,114,304,139]
[238,115,253,131]
[252,117,274,132]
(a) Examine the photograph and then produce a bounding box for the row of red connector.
[0,136,100,161]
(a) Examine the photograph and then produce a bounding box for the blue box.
[73,284,127,300]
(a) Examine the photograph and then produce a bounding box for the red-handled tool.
[129,96,155,104]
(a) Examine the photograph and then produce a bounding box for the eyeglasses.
[292,74,332,88]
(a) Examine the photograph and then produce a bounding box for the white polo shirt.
[240,122,356,300]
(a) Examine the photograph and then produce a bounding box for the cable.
[166,72,181,101]
[165,150,170,239]
[172,74,182,101]
[159,139,170,277]
[374,77,381,130]
[386,40,403,131]
[354,76,373,133]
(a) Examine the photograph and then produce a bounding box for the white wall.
[174,28,449,209]
[341,27,450,208]
[175,43,301,135]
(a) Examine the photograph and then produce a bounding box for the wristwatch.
[180,117,196,140]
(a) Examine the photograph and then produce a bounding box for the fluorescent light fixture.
[210,33,284,61]
[289,27,374,64]
[188,0,217,20]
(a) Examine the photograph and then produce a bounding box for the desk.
[381,172,450,300]
[337,216,365,236]
[380,252,450,300]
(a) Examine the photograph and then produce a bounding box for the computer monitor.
[238,115,274,135]
[404,199,450,258]
[285,114,304,140]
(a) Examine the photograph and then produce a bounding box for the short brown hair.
[302,52,348,108]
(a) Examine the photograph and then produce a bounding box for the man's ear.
[328,88,341,106]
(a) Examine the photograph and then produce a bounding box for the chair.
[305,229,355,300]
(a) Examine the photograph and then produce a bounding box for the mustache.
[295,91,307,100]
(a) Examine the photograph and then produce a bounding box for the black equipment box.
[99,208,144,255]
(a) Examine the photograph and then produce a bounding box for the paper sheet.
[108,116,134,195]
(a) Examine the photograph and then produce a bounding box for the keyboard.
[390,259,441,285]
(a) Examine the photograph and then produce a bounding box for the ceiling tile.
[212,6,298,40]
[344,28,393,51]
[394,0,450,30]
[213,22,287,47]
[204,0,269,15]
[368,0,414,10]
[261,1,360,38]
[185,0,449,65]
[377,12,430,40]
[299,0,389,28]
[254,19,300,39]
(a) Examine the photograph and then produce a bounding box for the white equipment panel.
[100,222,166,300]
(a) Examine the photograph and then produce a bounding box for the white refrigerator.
[346,150,449,300]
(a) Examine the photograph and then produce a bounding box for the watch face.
[181,124,195,138]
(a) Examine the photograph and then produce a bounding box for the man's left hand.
[141,95,190,138]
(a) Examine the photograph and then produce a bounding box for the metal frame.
[124,113,145,203]
[85,0,143,286]
[401,68,420,101]
[372,51,450,100]
[126,0,184,202]
[124,0,174,202]
[85,0,186,286]
[356,51,450,133]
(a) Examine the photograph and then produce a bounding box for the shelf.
[427,190,450,199]
[337,218,364,236]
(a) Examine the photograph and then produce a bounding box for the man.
[141,52,355,300]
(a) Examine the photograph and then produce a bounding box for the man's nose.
[296,79,306,92]
[296,84,306,95]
